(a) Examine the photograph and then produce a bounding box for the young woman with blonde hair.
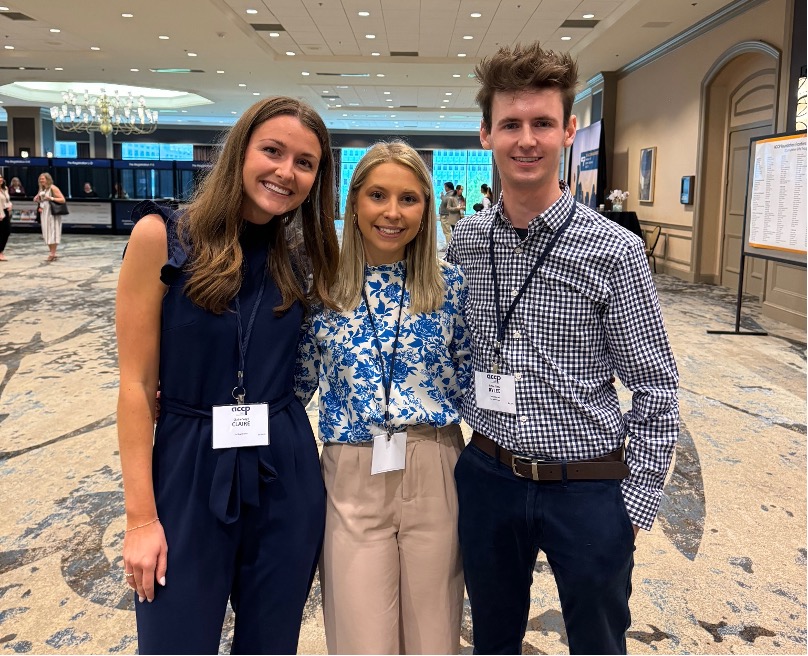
[116,96,339,654]
[33,172,66,261]
[296,141,471,654]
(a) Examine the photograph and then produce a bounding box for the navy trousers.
[135,420,325,655]
[455,441,635,655]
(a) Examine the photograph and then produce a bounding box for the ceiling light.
[463,35,473,40]
[335,104,342,107]
[371,52,380,56]
[365,34,375,39]
[286,51,296,56]
[269,32,280,37]
[383,91,390,94]
[376,73,385,77]
[337,85,348,89]
[50,89,158,136]
[452,74,460,78]
[457,53,466,57]
[90,46,101,51]
[54,67,63,71]
[301,71,310,76]
[187,52,197,56]
[158,35,169,40]
[349,102,359,106]
[231,111,237,114]
[4,45,13,50]
[122,13,134,18]
[253,92,260,95]
[238,83,247,87]
[445,92,452,95]
[0,6,9,10]
[561,36,571,41]
[130,68,139,72]
[439,115,445,118]
[246,8,258,14]
[216,70,224,74]
[181,109,187,112]
[583,13,595,18]
[50,28,60,33]
[470,12,482,18]
[385,99,393,102]
[358,11,370,16]
[342,113,348,116]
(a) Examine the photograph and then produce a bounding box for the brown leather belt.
[471,432,629,481]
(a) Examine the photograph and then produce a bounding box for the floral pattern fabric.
[295,261,472,443]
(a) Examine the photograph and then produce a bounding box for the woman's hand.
[123,519,168,603]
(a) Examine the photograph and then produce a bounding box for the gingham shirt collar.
[493,180,574,234]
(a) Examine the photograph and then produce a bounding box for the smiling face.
[353,161,425,266]
[481,88,576,208]
[240,114,322,225]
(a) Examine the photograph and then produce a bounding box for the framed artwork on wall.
[639,146,656,202]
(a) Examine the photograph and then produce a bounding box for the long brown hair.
[179,97,339,314]
[475,42,579,130]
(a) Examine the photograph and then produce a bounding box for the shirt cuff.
[620,479,662,531]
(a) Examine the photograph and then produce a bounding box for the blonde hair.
[332,141,444,314]
[38,172,54,190]
[179,96,339,315]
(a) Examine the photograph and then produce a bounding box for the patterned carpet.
[0,232,804,654]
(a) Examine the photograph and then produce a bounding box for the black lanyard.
[232,273,267,404]
[489,200,576,371]
[361,268,407,434]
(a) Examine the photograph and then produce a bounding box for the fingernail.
[159,577,166,586]
[147,597,153,603]
[139,596,145,603]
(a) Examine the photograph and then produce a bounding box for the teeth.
[377,226,403,235]
[514,157,539,162]
[262,181,291,195]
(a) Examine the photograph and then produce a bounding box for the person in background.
[437,180,457,250]
[296,141,471,654]
[0,175,11,261]
[83,182,99,198]
[8,177,26,198]
[455,184,467,216]
[447,42,679,655]
[481,183,494,209]
[115,96,339,654]
[112,182,129,199]
[33,173,66,262]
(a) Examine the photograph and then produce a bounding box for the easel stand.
[706,251,768,336]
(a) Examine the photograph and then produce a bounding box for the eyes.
[368,189,423,205]
[501,119,555,130]
[262,145,316,171]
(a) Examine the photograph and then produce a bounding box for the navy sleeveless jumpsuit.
[131,202,325,654]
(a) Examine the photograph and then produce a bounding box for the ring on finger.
[125,572,135,578]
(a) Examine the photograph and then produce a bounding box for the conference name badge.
[212,403,269,449]
[474,371,517,414]
[370,430,407,475]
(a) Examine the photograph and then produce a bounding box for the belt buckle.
[512,456,544,481]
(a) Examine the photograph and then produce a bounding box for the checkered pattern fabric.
[447,182,679,530]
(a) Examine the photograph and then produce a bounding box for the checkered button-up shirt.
[447,182,679,530]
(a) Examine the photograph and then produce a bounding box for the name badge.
[474,371,517,414]
[212,403,269,449]
[370,430,407,475]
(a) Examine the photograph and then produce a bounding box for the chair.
[644,226,661,273]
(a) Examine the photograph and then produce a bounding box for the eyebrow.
[366,183,422,195]
[496,115,557,126]
[258,137,320,160]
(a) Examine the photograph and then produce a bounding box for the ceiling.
[0,0,740,134]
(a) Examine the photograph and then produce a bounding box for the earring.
[353,213,359,228]
[418,222,424,234]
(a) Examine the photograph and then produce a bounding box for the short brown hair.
[475,42,579,129]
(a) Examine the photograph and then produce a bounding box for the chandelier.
[50,88,159,136]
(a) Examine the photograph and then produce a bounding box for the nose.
[383,199,402,220]
[517,124,537,149]
[274,157,294,182]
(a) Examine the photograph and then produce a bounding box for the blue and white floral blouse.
[295,260,472,443]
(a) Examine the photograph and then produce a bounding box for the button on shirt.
[446,182,679,530]
[295,261,472,443]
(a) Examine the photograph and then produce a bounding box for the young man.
[447,43,679,655]
[438,181,457,249]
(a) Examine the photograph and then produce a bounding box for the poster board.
[743,131,807,265]
[567,120,604,210]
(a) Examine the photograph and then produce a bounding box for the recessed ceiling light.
[158,35,169,40]
[452,74,461,78]
[583,13,595,18]
[187,52,197,56]
[358,11,370,16]
[54,67,63,71]
[4,45,13,50]
[390,114,396,118]
[463,35,473,40]
[560,36,571,41]
[470,12,482,18]
[181,109,187,112]
[122,13,134,18]
[231,111,237,114]
[383,91,390,94]
[286,51,296,55]
[337,85,348,89]
[18,66,24,70]
[238,83,247,87]
[335,104,342,107]
[439,115,445,118]
[457,53,466,57]
[50,28,60,33]
[216,70,224,74]
[269,32,280,37]
[130,68,139,72]
[445,92,452,95]
[365,34,375,39]
[90,46,100,51]
[0,6,8,10]
[376,73,385,77]
[349,102,359,106]
[342,113,348,117]
[371,52,380,56]
[385,98,393,102]
[301,71,310,76]
[246,8,258,14]
[253,92,260,95]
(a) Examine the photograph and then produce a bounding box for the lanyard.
[232,272,268,404]
[489,199,576,372]
[361,268,407,435]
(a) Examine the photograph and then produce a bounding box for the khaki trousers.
[320,425,465,655]
[439,216,455,247]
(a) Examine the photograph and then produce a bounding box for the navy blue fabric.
[455,443,635,655]
[132,203,325,654]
